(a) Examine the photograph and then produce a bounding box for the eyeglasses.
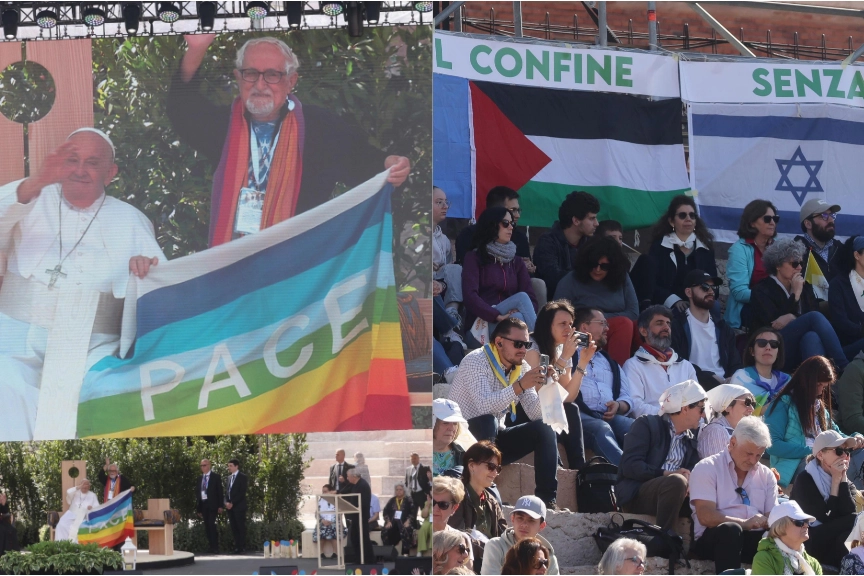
[626,556,646,568]
[786,260,803,269]
[498,336,533,349]
[432,500,453,510]
[586,319,609,328]
[434,200,451,208]
[592,262,611,271]
[809,212,837,222]
[534,558,549,569]
[476,461,503,473]
[508,207,522,214]
[238,68,287,84]
[791,519,811,528]
[825,447,854,457]
[735,486,750,506]
[761,215,781,224]
[755,338,780,349]
[500,220,515,228]
[676,211,697,220]
[693,282,719,293]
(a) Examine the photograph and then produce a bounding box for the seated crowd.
[431,186,864,575]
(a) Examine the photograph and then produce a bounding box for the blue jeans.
[780,311,848,371]
[466,414,558,503]
[489,292,537,333]
[433,296,458,335]
[844,337,864,361]
[433,338,454,375]
[579,410,634,466]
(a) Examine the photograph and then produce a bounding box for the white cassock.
[55,486,100,542]
[0,179,165,441]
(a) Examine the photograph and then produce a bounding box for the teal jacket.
[724,239,755,329]
[765,394,854,487]
[751,537,822,575]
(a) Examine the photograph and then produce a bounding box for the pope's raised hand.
[17,142,78,204]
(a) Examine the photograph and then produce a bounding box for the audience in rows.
[829,235,864,357]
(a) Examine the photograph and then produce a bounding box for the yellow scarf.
[483,343,523,420]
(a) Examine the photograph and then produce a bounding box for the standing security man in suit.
[329,449,354,493]
[224,458,248,554]
[405,453,432,511]
[196,459,223,554]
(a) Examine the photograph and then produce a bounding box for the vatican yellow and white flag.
[805,250,829,300]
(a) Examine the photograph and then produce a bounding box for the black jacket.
[0,521,18,557]
[790,468,857,527]
[616,415,701,506]
[97,470,133,497]
[455,224,530,265]
[534,222,584,298]
[794,235,841,284]
[383,495,415,527]
[196,472,224,513]
[225,471,249,513]
[330,462,355,492]
[342,478,372,524]
[647,238,718,306]
[750,276,820,333]
[166,71,386,241]
[671,307,742,381]
[829,273,864,346]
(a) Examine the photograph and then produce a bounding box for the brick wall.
[457,1,864,59]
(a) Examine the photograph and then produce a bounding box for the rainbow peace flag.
[77,489,134,547]
[76,171,412,437]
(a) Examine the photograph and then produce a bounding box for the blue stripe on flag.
[81,492,131,526]
[700,204,864,234]
[433,73,473,219]
[136,185,390,339]
[691,114,864,146]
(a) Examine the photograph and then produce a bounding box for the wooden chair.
[48,460,87,541]
[131,499,176,556]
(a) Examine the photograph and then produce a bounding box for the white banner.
[681,60,864,105]
[434,31,680,98]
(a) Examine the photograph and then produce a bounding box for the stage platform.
[138,552,428,574]
[135,549,195,570]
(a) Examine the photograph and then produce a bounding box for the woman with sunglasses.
[765,356,864,489]
[751,237,848,372]
[791,430,860,568]
[598,538,647,575]
[644,195,718,311]
[431,477,474,565]
[730,328,791,416]
[462,207,538,345]
[448,441,507,568]
[725,199,780,329]
[433,530,471,575]
[828,235,864,361]
[698,384,757,459]
[500,537,551,575]
[752,501,821,575]
[554,236,638,366]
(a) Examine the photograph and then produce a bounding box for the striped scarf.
[210,96,306,247]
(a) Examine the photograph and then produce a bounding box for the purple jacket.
[462,250,538,325]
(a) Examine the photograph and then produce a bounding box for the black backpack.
[593,514,689,575]
[576,456,619,513]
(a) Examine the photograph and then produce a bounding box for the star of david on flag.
[775,146,823,206]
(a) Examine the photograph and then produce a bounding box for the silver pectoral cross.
[45,264,67,289]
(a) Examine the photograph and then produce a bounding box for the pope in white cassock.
[0,128,165,441]
[54,478,99,543]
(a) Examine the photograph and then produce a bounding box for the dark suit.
[196,472,223,553]
[404,464,431,510]
[225,471,248,552]
[342,478,373,563]
[329,462,355,493]
[0,515,17,557]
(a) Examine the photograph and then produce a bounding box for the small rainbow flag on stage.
[77,489,134,548]
[76,171,412,437]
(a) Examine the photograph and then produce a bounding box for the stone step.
[305,441,431,460]
[305,457,393,477]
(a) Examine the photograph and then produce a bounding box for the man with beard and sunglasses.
[671,270,742,392]
[624,305,698,417]
[617,380,706,535]
[167,35,410,247]
[795,198,842,283]
[448,317,561,508]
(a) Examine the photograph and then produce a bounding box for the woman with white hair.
[353,453,371,486]
[382,483,416,556]
[597,538,647,575]
[840,512,864,575]
[433,530,470,575]
[791,430,860,568]
[699,383,757,459]
[752,501,822,575]
[750,237,848,371]
[54,479,99,542]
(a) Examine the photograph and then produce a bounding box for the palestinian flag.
[433,75,691,228]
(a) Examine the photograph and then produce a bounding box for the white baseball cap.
[433,399,468,426]
[812,430,852,456]
[768,500,816,528]
[658,380,707,415]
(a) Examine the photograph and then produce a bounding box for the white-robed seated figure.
[55,478,99,542]
[0,128,166,441]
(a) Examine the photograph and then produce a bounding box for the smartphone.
[540,354,549,377]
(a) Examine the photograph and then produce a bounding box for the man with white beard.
[0,128,165,441]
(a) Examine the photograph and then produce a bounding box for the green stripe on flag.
[517,181,691,229]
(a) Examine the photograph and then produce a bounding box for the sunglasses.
[455,544,469,556]
[809,212,837,222]
[825,447,854,457]
[500,220,515,228]
[432,500,453,510]
[692,282,719,292]
[534,559,549,569]
[476,461,503,473]
[730,398,757,409]
[755,338,780,349]
[498,336,533,349]
[791,519,810,528]
[687,401,706,414]
[592,262,612,271]
[676,211,697,220]
[785,260,803,269]
[761,215,781,224]
[735,486,750,506]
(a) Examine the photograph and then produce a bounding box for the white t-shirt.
[686,310,724,376]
